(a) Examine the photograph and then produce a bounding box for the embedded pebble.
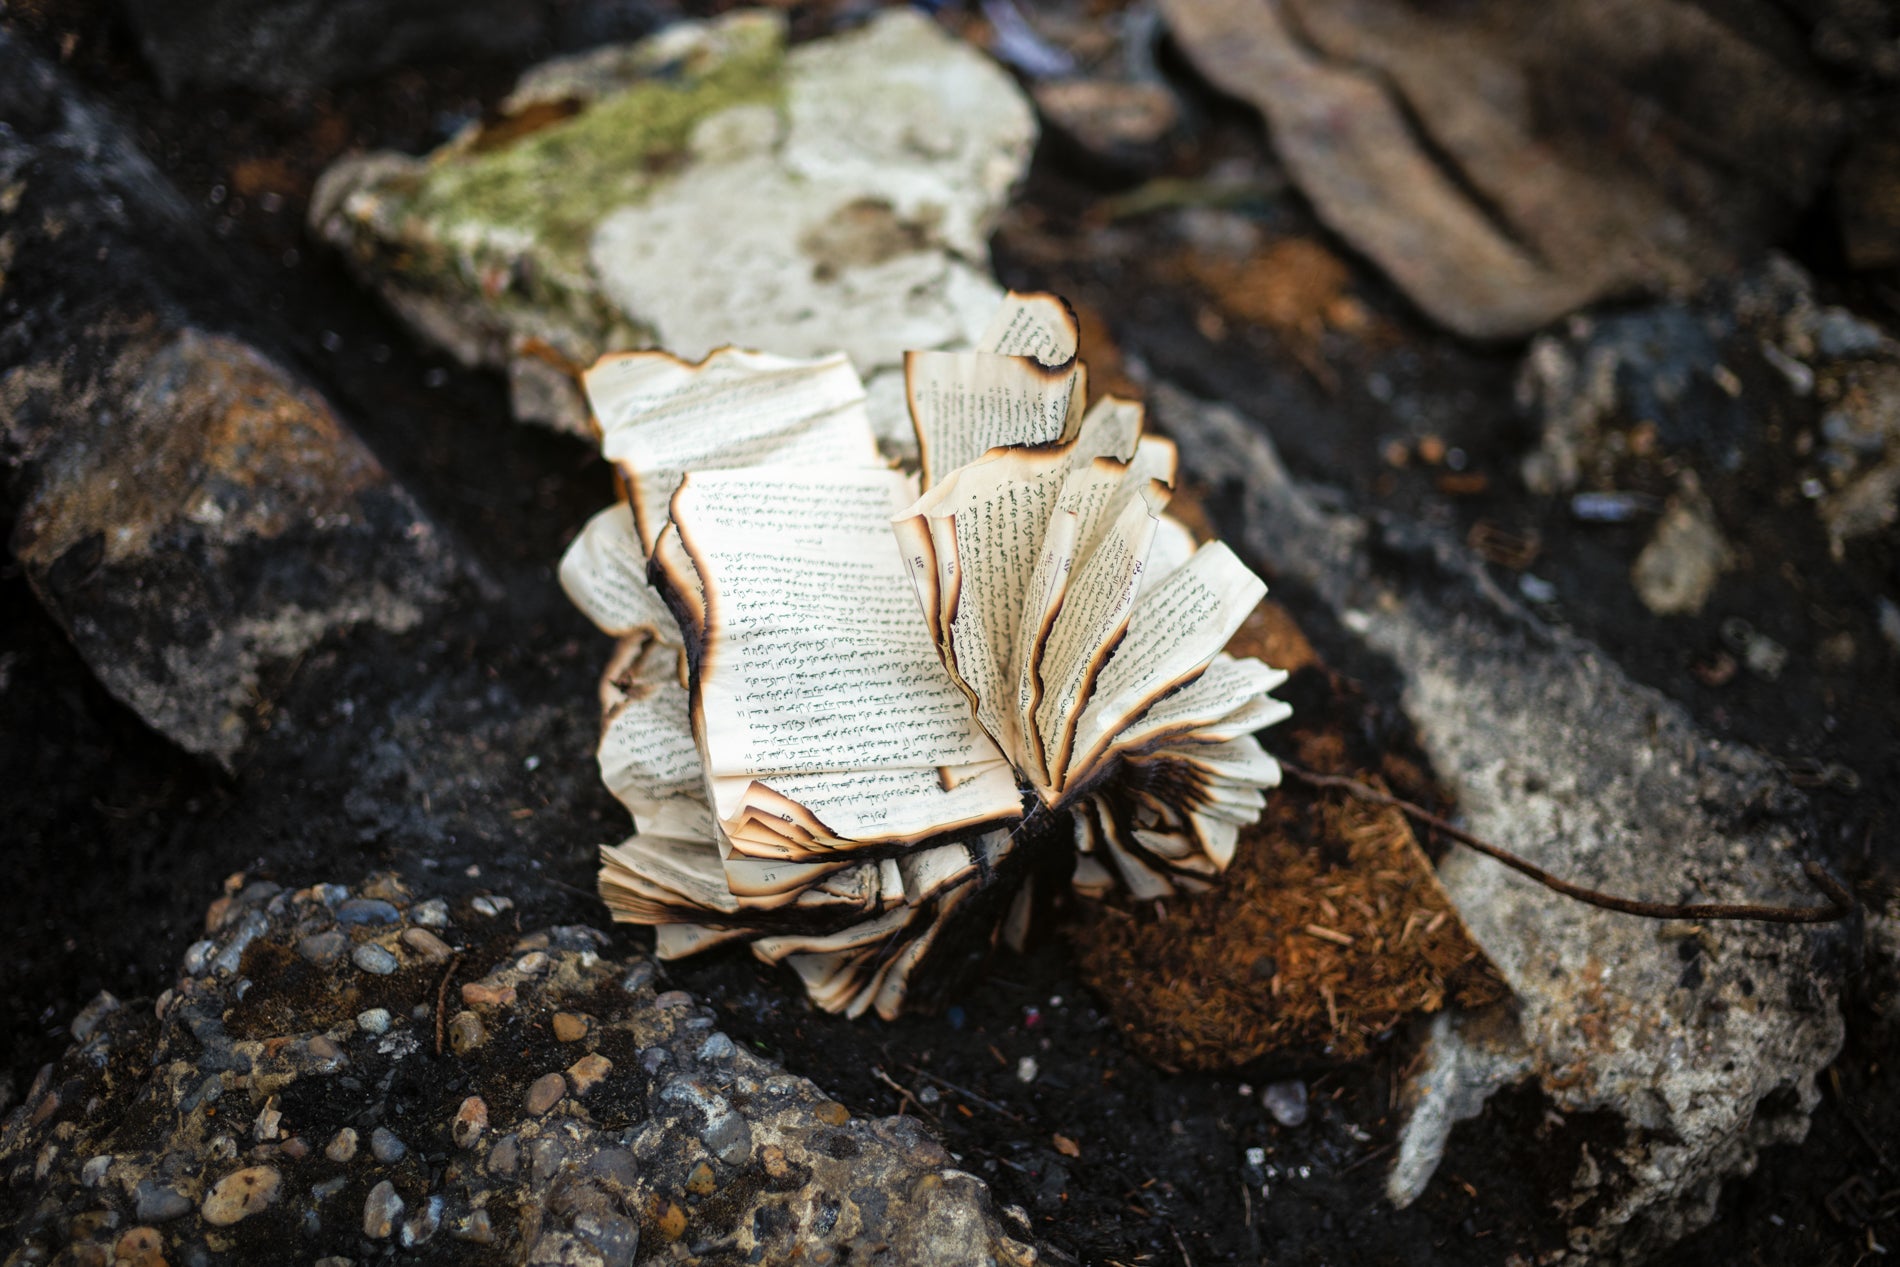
[363,1179,404,1238]
[686,1160,717,1195]
[201,1165,281,1226]
[353,943,400,975]
[814,1101,849,1127]
[356,1007,391,1035]
[488,1135,520,1177]
[1263,1079,1309,1128]
[314,883,349,907]
[336,898,401,926]
[134,1179,193,1224]
[452,1096,488,1149]
[311,1177,347,1201]
[114,1227,165,1267]
[524,1072,567,1115]
[370,1126,407,1163]
[453,1209,497,1244]
[471,895,513,917]
[69,991,121,1042]
[461,981,516,1007]
[567,1053,613,1096]
[698,1032,735,1062]
[183,939,216,974]
[401,1194,444,1248]
[515,950,549,975]
[1016,1056,1038,1084]
[448,1010,487,1055]
[325,1127,359,1163]
[81,1154,112,1186]
[551,1012,590,1042]
[640,1047,671,1074]
[411,898,450,927]
[621,962,655,992]
[401,926,452,962]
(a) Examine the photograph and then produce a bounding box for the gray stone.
[411,898,451,928]
[298,930,348,965]
[134,1179,194,1224]
[352,944,400,975]
[369,1126,407,1163]
[355,1008,391,1035]
[335,898,400,926]
[1154,383,1846,1260]
[0,33,460,769]
[362,1179,403,1239]
[310,9,1035,451]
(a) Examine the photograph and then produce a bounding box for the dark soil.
[2,3,1896,1265]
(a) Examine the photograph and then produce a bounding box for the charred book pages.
[561,293,1291,1018]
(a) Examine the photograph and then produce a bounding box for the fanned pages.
[563,293,1291,1019]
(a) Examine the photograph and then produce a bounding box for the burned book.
[560,292,1292,1018]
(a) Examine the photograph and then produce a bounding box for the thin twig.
[434,951,464,1057]
[1280,763,1854,925]
[903,1065,1023,1121]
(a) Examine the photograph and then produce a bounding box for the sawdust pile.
[1071,602,1509,1068]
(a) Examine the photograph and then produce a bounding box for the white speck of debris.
[1342,609,1373,634]
[1519,574,1557,604]
[1016,1056,1038,1084]
[1770,1215,1785,1227]
[1245,1146,1266,1168]
[1262,1080,1309,1128]
[1760,341,1815,396]
[472,895,513,917]
[524,755,541,771]
[918,1085,941,1105]
[1801,478,1826,499]
[1238,1083,1254,1098]
[1878,599,1900,654]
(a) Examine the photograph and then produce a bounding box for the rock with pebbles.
[0,874,1035,1266]
[310,9,1035,450]
[0,33,460,768]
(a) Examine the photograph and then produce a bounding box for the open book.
[561,293,1292,1019]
